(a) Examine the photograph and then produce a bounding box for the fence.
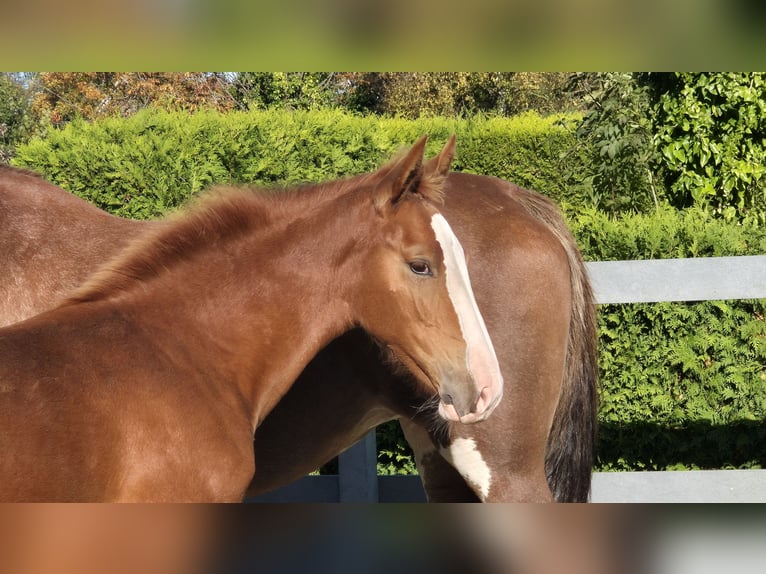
[252,255,766,503]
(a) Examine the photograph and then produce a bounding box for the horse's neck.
[116,191,364,425]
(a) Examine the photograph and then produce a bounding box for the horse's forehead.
[388,201,440,243]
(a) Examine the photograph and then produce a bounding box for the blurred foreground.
[2,504,764,574]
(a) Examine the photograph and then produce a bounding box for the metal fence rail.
[252,256,766,503]
[589,255,766,304]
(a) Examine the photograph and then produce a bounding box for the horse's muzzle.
[438,384,502,424]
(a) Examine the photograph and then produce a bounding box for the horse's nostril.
[441,393,454,405]
[471,387,490,414]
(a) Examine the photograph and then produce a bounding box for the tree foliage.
[226,73,585,118]
[574,72,766,219]
[654,72,766,218]
[0,73,35,162]
[228,72,340,111]
[570,73,662,215]
[340,72,583,118]
[31,73,234,126]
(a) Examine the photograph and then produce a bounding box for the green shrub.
[572,205,766,261]
[572,73,663,215]
[376,425,418,476]
[654,73,766,217]
[594,299,766,471]
[453,113,586,206]
[572,207,766,471]
[13,108,585,219]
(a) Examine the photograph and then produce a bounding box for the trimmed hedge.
[13,108,584,219]
[12,110,766,474]
[572,207,766,471]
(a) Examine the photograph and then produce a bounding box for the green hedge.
[12,111,766,474]
[13,108,584,219]
[571,208,766,471]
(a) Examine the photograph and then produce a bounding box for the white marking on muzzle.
[430,213,503,410]
[440,437,492,499]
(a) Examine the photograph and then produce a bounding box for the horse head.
[353,136,503,423]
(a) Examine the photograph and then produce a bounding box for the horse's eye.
[409,260,433,276]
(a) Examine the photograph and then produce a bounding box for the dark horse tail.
[515,188,599,502]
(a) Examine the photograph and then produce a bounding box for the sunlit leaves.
[655,72,766,215]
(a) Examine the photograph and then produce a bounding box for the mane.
[63,186,284,305]
[62,172,381,306]
[61,143,444,307]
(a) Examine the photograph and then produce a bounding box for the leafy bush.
[376,425,418,476]
[0,73,35,163]
[455,113,586,206]
[573,207,766,471]
[13,108,585,218]
[571,73,662,215]
[595,299,766,471]
[568,72,766,221]
[572,205,766,261]
[654,73,766,217]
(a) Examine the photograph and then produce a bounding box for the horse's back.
[0,166,145,326]
[440,173,572,338]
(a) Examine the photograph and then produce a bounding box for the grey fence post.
[338,430,378,502]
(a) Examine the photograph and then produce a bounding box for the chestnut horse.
[0,141,597,502]
[0,137,504,502]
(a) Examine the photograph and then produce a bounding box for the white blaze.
[430,213,503,407]
[440,437,492,499]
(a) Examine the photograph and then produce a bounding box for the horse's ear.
[373,135,428,212]
[423,134,456,179]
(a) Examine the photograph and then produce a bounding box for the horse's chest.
[110,397,255,502]
[439,438,493,500]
